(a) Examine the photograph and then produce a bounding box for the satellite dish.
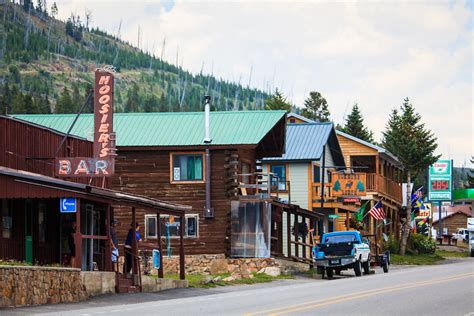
[382,233,388,242]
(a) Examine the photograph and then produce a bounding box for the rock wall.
[81,272,116,296]
[0,265,87,307]
[147,254,280,276]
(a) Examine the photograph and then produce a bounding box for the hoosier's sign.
[55,68,116,177]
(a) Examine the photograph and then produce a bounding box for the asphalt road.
[5,259,474,316]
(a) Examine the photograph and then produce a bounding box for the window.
[145,214,199,239]
[271,165,287,191]
[171,153,204,182]
[1,200,12,239]
[313,165,321,183]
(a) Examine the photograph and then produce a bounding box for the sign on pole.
[428,160,452,201]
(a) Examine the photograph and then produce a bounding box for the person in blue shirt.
[110,219,119,269]
[124,223,141,274]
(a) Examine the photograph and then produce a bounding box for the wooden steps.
[116,273,141,293]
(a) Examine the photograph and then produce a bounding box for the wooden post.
[156,211,164,278]
[105,204,111,272]
[131,207,137,276]
[294,214,299,258]
[179,214,185,280]
[75,199,82,270]
[286,211,291,258]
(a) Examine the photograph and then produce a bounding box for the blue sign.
[152,249,160,269]
[60,198,77,213]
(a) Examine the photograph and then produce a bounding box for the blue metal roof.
[262,123,334,161]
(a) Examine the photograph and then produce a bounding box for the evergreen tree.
[264,89,291,112]
[124,83,139,112]
[301,91,330,122]
[143,94,159,112]
[158,93,167,112]
[71,84,82,113]
[55,87,73,113]
[382,97,440,255]
[340,103,374,142]
[11,93,26,114]
[467,157,474,188]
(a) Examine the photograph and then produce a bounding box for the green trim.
[453,188,474,201]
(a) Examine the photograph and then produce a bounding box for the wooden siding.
[111,149,249,255]
[434,213,469,235]
[336,133,378,167]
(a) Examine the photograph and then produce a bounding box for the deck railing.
[366,173,402,203]
[311,183,335,202]
[237,172,284,199]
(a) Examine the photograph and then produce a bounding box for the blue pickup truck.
[312,231,388,279]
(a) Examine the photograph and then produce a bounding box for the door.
[25,200,33,264]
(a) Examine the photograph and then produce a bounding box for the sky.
[54,0,473,167]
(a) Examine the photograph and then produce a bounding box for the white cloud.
[54,0,473,166]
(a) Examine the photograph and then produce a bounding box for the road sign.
[428,160,452,201]
[60,198,77,213]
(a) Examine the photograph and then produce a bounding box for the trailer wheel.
[354,260,362,277]
[363,257,370,275]
[326,268,334,279]
[382,260,389,273]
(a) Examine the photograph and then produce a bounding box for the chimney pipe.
[203,96,213,218]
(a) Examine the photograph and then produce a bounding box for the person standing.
[110,219,119,270]
[124,223,141,274]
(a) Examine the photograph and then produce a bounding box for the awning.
[0,166,191,216]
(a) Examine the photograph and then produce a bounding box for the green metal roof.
[14,111,286,147]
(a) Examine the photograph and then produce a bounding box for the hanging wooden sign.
[332,172,366,196]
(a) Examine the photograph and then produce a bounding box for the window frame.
[269,164,288,193]
[169,152,206,184]
[144,214,199,239]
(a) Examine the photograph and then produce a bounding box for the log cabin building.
[0,115,190,285]
[17,111,313,260]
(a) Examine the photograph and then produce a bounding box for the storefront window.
[2,200,12,239]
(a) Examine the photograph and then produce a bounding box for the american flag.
[368,200,385,220]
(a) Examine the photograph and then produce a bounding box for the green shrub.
[412,234,436,254]
[383,236,400,254]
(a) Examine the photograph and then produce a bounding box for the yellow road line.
[244,272,474,316]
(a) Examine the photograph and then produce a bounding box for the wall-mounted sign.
[94,70,116,159]
[60,198,77,213]
[55,158,114,177]
[173,167,181,181]
[341,197,361,203]
[328,214,340,219]
[332,172,366,196]
[428,160,452,201]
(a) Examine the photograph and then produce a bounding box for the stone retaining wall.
[146,254,280,276]
[81,272,116,296]
[0,265,87,307]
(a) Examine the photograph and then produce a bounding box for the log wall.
[111,148,253,255]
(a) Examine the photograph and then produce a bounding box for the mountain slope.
[0,1,271,114]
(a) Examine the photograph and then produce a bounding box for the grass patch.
[435,250,470,258]
[163,272,293,288]
[390,253,444,265]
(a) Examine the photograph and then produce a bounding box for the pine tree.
[158,93,167,112]
[55,87,73,113]
[341,103,374,142]
[144,94,159,112]
[382,97,440,255]
[11,93,26,113]
[301,91,330,122]
[124,83,139,112]
[467,157,474,188]
[264,89,291,112]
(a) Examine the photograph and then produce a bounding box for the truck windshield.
[325,234,358,244]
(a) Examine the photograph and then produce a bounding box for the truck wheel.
[354,260,362,277]
[326,268,334,279]
[335,269,341,275]
[382,261,389,273]
[363,258,370,275]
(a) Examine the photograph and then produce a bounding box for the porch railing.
[238,172,283,199]
[366,173,402,203]
[311,183,335,202]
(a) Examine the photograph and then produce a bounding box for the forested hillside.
[0,1,271,114]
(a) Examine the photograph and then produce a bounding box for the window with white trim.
[145,214,199,239]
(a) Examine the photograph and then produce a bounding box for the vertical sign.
[94,70,115,159]
[428,160,452,201]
